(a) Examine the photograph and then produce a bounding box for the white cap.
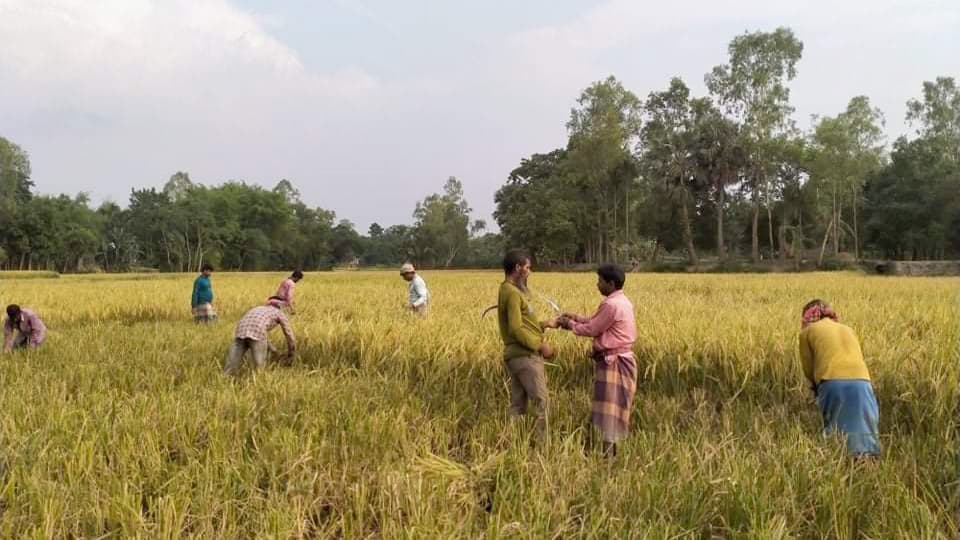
[400,263,415,274]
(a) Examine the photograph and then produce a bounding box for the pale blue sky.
[231,1,587,75]
[1,0,958,231]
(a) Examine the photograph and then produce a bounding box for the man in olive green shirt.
[497,249,558,443]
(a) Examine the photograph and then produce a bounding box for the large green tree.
[689,98,747,261]
[906,76,960,159]
[640,78,702,266]
[494,150,580,265]
[0,137,34,269]
[0,137,33,206]
[864,136,960,259]
[808,96,885,263]
[565,76,642,263]
[863,78,960,260]
[412,177,474,267]
[706,27,803,262]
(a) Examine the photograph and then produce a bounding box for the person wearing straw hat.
[798,299,880,457]
[400,263,429,316]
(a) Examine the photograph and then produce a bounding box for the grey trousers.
[506,355,549,440]
[223,338,269,375]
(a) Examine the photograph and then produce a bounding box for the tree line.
[0,156,496,272]
[494,28,960,267]
[2,27,959,272]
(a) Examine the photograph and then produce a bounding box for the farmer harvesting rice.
[558,264,637,457]
[191,263,216,323]
[3,304,46,352]
[400,263,429,315]
[497,249,559,444]
[271,270,303,314]
[224,303,296,375]
[798,299,880,457]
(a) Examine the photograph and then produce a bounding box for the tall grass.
[0,271,957,537]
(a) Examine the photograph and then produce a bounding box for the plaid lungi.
[192,302,217,322]
[591,351,637,443]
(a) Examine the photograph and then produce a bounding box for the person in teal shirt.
[191,263,216,323]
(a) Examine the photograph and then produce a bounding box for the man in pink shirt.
[272,270,303,314]
[4,304,47,352]
[559,264,637,457]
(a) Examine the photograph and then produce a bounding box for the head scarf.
[802,302,839,328]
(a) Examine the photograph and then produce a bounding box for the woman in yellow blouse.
[798,299,880,457]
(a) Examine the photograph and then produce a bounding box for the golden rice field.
[1,270,958,538]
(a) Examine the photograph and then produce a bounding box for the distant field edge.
[3,260,959,276]
[0,270,61,280]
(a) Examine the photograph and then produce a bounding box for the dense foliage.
[2,28,959,271]
[495,31,960,266]
[0,161,495,271]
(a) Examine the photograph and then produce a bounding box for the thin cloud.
[0,0,957,231]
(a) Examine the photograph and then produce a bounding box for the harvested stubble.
[0,270,958,538]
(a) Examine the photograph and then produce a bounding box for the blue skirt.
[816,379,881,456]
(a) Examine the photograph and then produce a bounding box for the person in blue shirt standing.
[191,263,217,323]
